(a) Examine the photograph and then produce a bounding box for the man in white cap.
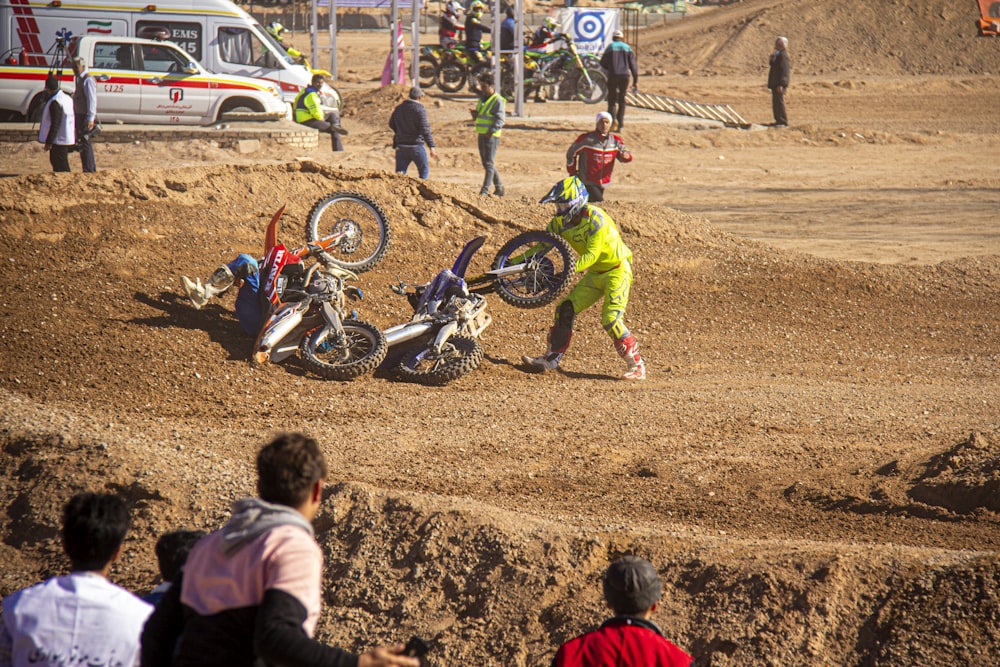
[599,29,638,131]
[565,111,632,202]
[551,556,693,666]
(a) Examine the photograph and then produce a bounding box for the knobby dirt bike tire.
[419,55,439,89]
[468,62,492,96]
[396,335,484,385]
[436,61,468,93]
[491,230,576,309]
[305,191,391,274]
[299,320,388,381]
[576,67,608,104]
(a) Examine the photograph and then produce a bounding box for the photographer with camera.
[71,56,98,172]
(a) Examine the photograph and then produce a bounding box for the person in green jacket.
[522,176,646,380]
[293,74,348,152]
[471,72,505,196]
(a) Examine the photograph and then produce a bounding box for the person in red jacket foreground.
[552,556,693,667]
[566,111,632,202]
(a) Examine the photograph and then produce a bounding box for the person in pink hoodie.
[141,433,420,667]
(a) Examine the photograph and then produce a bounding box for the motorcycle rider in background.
[439,1,465,47]
[464,1,490,63]
[529,16,561,50]
[522,176,646,381]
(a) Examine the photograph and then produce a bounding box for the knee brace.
[550,300,576,352]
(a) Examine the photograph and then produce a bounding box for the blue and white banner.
[557,8,620,55]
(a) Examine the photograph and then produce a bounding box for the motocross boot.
[522,327,571,372]
[615,333,646,381]
[180,265,234,310]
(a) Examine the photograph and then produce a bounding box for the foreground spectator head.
[256,432,328,507]
[603,555,663,616]
[154,530,206,583]
[62,492,130,572]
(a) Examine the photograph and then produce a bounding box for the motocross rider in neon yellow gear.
[522,176,646,380]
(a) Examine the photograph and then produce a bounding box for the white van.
[0,0,340,117]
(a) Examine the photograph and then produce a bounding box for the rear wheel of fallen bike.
[299,320,388,381]
[396,335,484,385]
[306,191,391,273]
[491,230,575,309]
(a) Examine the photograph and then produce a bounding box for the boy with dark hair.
[141,433,419,667]
[145,529,206,606]
[552,556,692,666]
[1,492,153,666]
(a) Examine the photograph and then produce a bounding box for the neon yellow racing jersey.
[546,204,632,274]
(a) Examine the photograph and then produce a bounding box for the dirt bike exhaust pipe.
[383,321,435,347]
[253,301,307,366]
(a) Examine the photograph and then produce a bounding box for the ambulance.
[0,0,340,120]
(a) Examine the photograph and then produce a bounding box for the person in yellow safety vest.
[470,72,505,196]
[293,74,348,152]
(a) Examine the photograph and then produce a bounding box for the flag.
[381,21,407,86]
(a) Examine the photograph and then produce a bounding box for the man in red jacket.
[566,111,632,202]
[552,556,693,667]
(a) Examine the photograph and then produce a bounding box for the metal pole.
[411,0,420,87]
[491,0,500,95]
[310,0,318,68]
[391,0,399,85]
[329,0,338,79]
[514,0,523,116]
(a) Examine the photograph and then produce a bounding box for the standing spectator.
[37,75,75,173]
[551,556,693,666]
[0,492,153,667]
[71,57,97,172]
[522,176,645,380]
[500,6,517,51]
[566,111,633,202]
[471,72,505,197]
[600,29,638,132]
[389,86,437,179]
[140,432,420,667]
[144,529,206,607]
[768,36,790,127]
[294,73,348,152]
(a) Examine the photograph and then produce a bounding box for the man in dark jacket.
[71,56,98,172]
[389,87,437,179]
[768,36,790,127]
[464,1,490,62]
[140,433,420,667]
[552,556,692,666]
[599,30,638,131]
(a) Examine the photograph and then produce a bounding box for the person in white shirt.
[0,492,153,667]
[37,75,75,173]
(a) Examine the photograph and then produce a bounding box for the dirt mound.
[2,159,1000,664]
[643,0,1000,76]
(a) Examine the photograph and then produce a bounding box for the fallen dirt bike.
[384,230,575,385]
[251,194,390,380]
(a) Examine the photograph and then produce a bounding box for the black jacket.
[389,99,435,148]
[768,49,790,90]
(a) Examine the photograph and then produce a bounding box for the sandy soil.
[2,1,1000,665]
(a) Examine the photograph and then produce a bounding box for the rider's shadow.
[131,291,250,362]
[485,353,615,381]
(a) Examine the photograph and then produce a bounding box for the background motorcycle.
[384,230,575,385]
